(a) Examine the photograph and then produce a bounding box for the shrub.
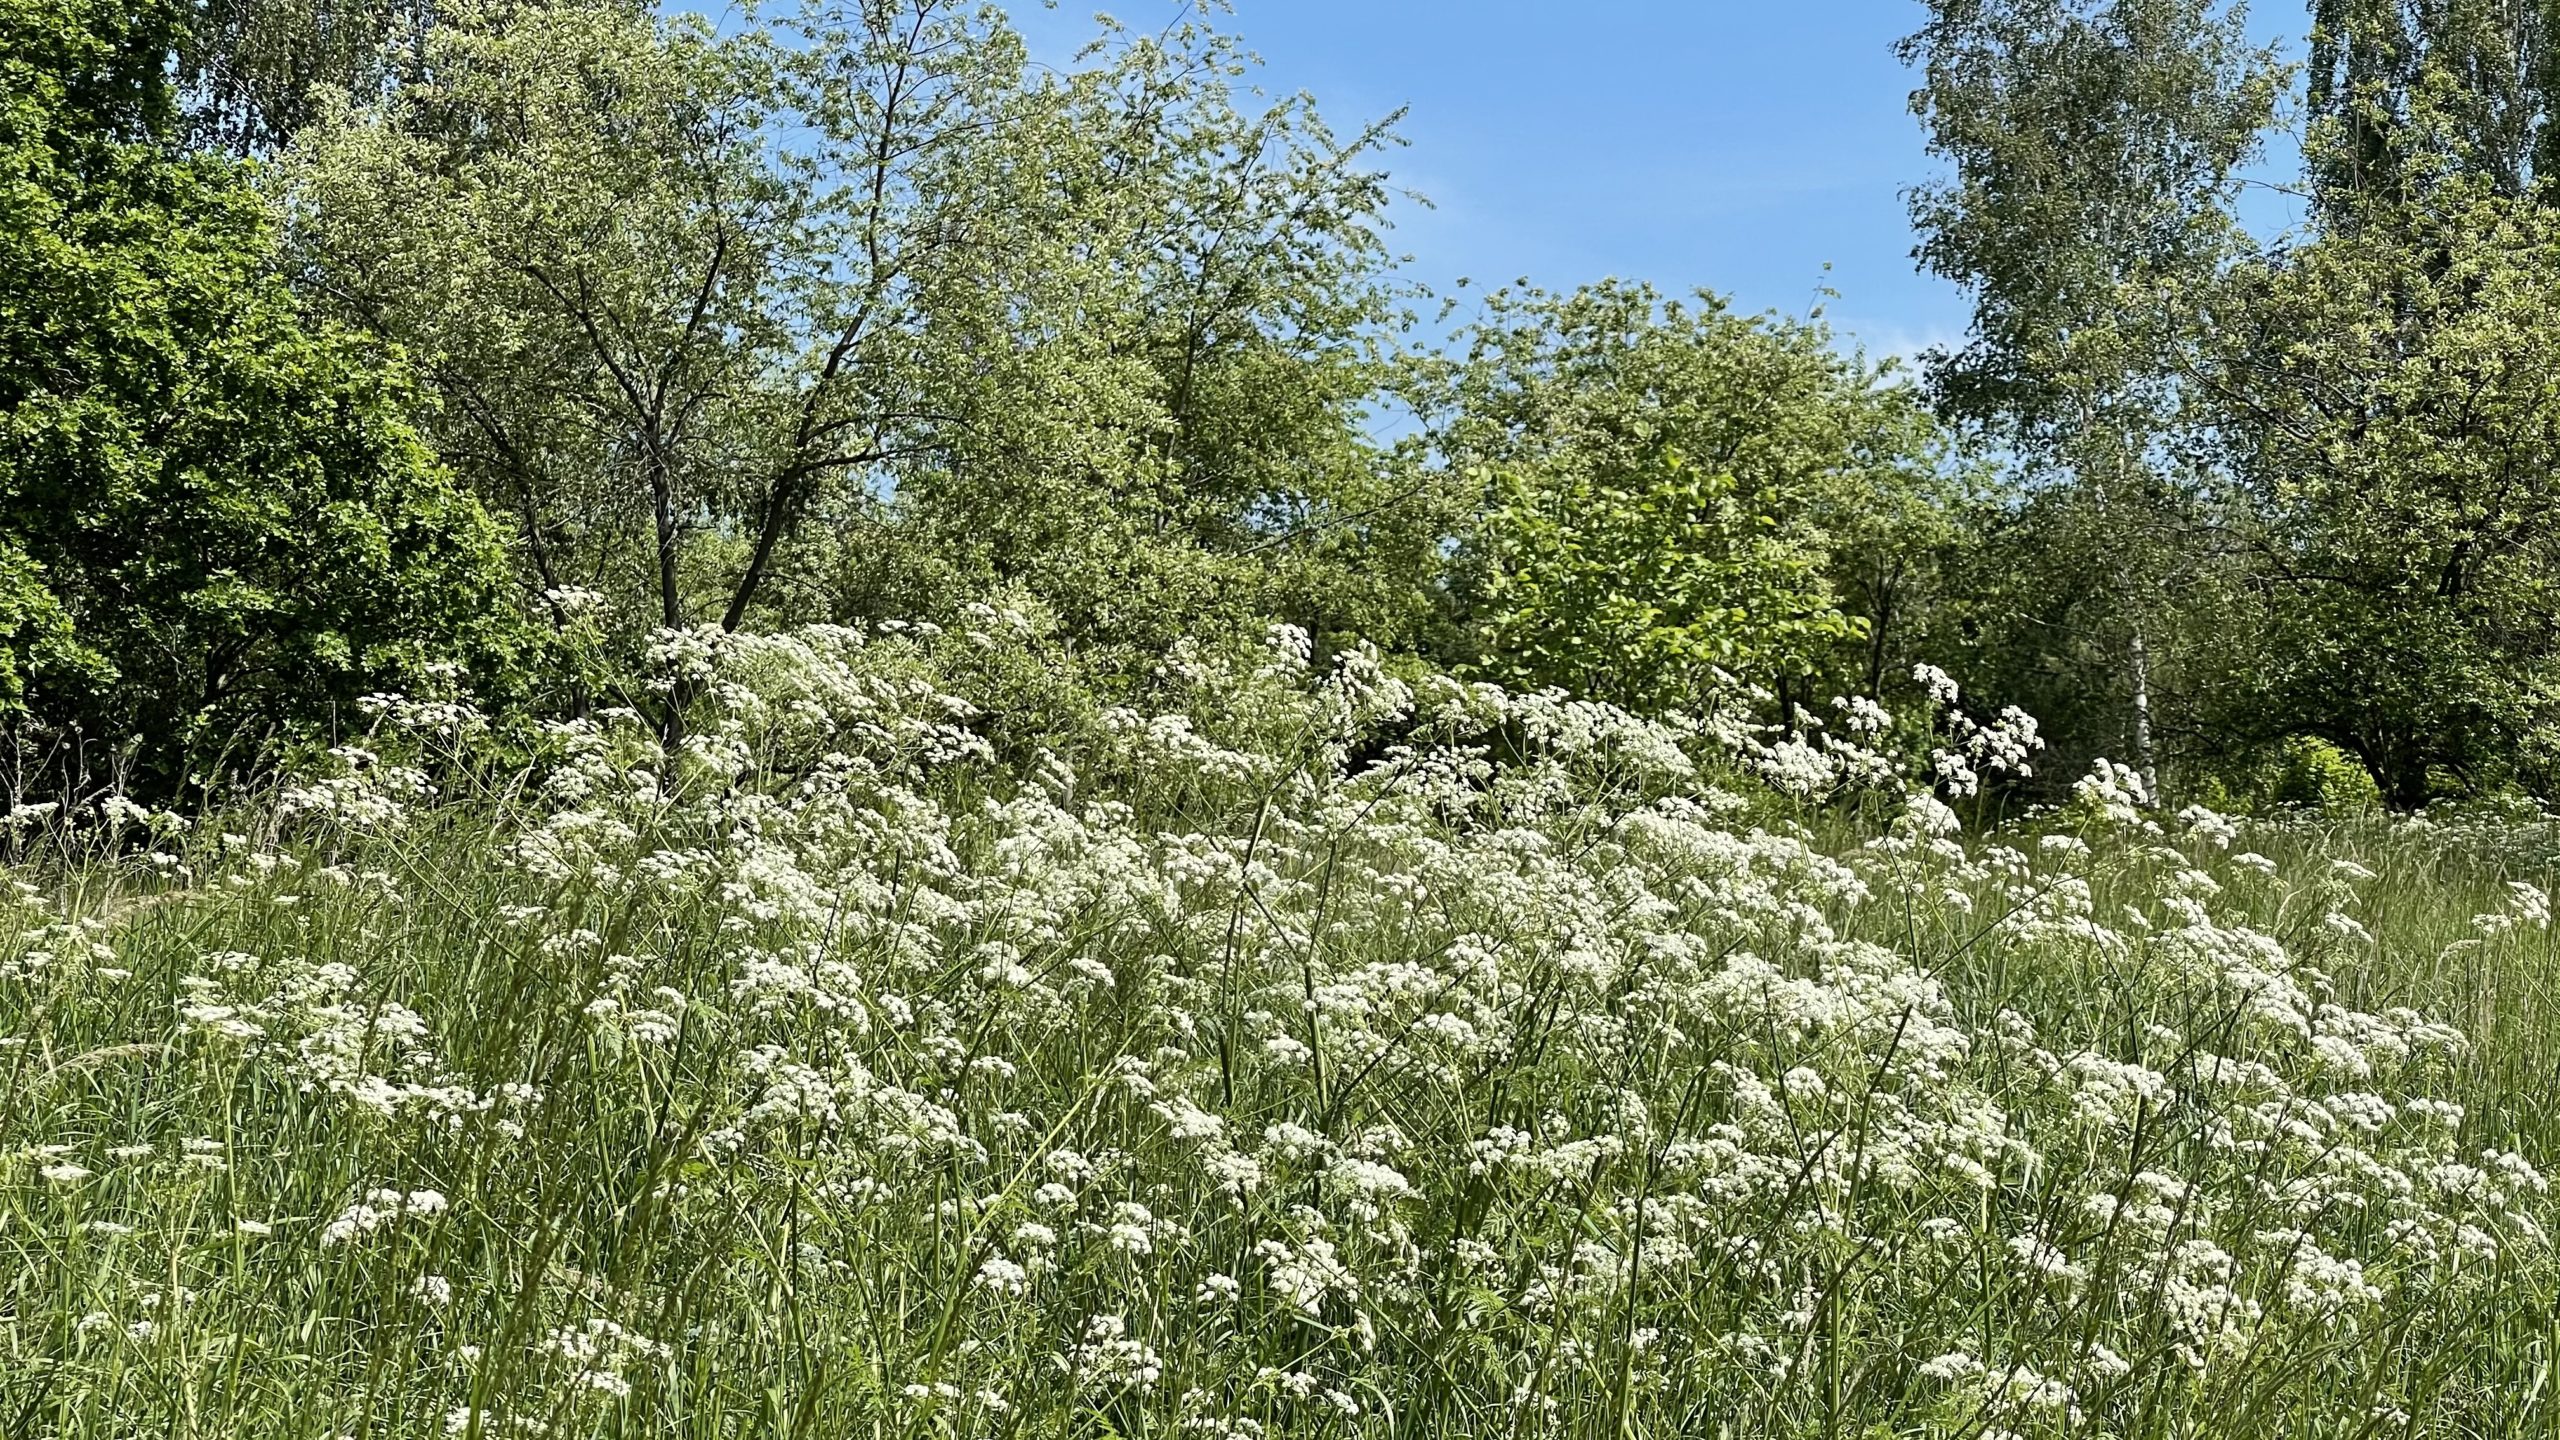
[0,0,527,799]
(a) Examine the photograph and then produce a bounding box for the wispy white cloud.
[1832,320,1967,373]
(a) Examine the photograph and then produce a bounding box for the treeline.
[7,0,2560,811]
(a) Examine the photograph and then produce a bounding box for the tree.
[1902,0,2282,795]
[1426,281,1945,715]
[175,0,442,153]
[2305,0,2560,210]
[1823,430,1998,702]
[284,0,972,639]
[0,0,524,797]
[279,0,1425,677]
[834,9,1431,663]
[2195,155,2560,803]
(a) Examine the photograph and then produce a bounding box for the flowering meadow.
[4,618,2558,1439]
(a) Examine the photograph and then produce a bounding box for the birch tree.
[1902,0,2281,797]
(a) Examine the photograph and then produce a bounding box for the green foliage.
[1902,0,2280,441]
[0,0,526,796]
[279,0,1428,680]
[2195,141,2560,804]
[1898,0,2560,810]
[1464,450,1851,712]
[2305,0,2560,210]
[18,5,2560,1430]
[1903,0,2283,797]
[861,14,1438,661]
[1426,281,1946,712]
[2192,734,2384,814]
[175,0,439,153]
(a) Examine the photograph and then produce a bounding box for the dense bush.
[1425,282,1942,717]
[0,0,527,799]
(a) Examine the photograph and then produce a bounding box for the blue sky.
[1019,1,2313,365]
[1017,1,1976,363]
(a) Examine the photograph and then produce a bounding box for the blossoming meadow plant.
[1,619,2556,1438]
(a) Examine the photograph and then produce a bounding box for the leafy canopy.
[279,0,1424,677]
[0,0,523,794]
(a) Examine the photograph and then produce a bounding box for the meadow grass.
[3,622,2557,1438]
